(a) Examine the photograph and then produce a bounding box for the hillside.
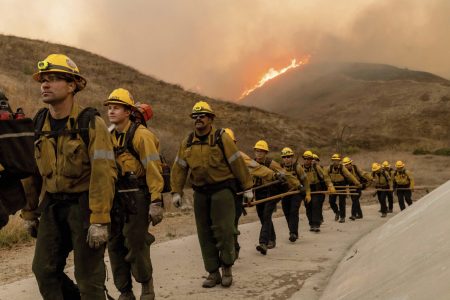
[241,62,450,151]
[0,35,325,159]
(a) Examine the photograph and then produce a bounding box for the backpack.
[0,118,37,180]
[115,121,171,193]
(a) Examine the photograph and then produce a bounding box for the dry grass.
[0,214,31,248]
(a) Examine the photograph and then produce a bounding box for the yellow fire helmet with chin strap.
[33,54,87,92]
[254,140,269,152]
[191,101,215,116]
[382,161,390,168]
[104,88,136,108]
[395,160,405,169]
[331,153,341,161]
[281,147,294,157]
[342,156,353,165]
[303,150,314,159]
[312,153,320,161]
[224,128,236,142]
[372,162,381,172]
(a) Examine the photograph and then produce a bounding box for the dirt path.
[0,203,393,300]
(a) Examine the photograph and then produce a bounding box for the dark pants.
[387,191,394,211]
[329,183,347,219]
[234,195,244,253]
[377,191,388,214]
[255,200,277,245]
[306,193,324,227]
[350,189,363,218]
[32,193,106,300]
[397,189,413,210]
[281,193,302,236]
[194,188,236,273]
[108,188,154,294]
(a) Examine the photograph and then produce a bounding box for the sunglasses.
[39,73,71,83]
[191,114,208,120]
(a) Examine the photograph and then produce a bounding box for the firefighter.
[280,147,310,242]
[325,154,360,223]
[105,88,164,300]
[371,162,392,217]
[253,140,286,254]
[302,151,334,232]
[170,101,253,288]
[223,128,292,259]
[21,54,117,299]
[342,157,370,220]
[382,161,395,213]
[393,161,414,211]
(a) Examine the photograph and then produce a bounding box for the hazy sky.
[1,0,449,100]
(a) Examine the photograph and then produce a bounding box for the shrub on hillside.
[433,148,450,156]
[413,148,431,155]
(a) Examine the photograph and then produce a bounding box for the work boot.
[118,291,136,300]
[256,243,268,255]
[202,271,221,288]
[349,216,356,221]
[335,213,339,221]
[339,217,345,223]
[381,212,387,218]
[356,215,363,219]
[141,279,155,300]
[221,266,233,287]
[289,233,298,242]
[309,226,315,232]
[314,227,321,233]
[267,240,276,249]
[388,209,393,213]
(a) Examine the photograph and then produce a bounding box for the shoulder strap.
[186,132,195,148]
[76,107,100,147]
[213,128,233,171]
[33,108,49,139]
[124,122,140,161]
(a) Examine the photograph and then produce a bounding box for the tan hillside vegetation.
[242,62,450,152]
[0,34,325,159]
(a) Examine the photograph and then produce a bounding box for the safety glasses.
[191,114,207,120]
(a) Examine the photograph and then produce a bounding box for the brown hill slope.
[241,62,450,151]
[0,35,325,158]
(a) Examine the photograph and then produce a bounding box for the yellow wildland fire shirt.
[171,128,253,195]
[302,164,333,188]
[281,162,311,198]
[326,164,360,185]
[21,103,117,224]
[112,120,164,202]
[372,170,392,189]
[393,170,414,188]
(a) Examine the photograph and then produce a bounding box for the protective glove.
[328,185,336,194]
[24,219,39,238]
[243,189,254,203]
[149,202,164,226]
[273,172,287,183]
[172,193,182,208]
[86,224,108,249]
[305,193,312,203]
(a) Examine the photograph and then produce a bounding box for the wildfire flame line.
[239,56,310,100]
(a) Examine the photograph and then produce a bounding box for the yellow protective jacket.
[240,151,275,181]
[112,120,164,201]
[302,163,332,189]
[393,170,414,188]
[21,103,117,224]
[372,170,392,189]
[348,164,371,183]
[326,164,360,185]
[171,127,253,195]
[253,157,300,190]
[281,162,311,198]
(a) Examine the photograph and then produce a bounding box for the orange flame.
[239,56,310,100]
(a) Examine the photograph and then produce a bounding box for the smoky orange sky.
[1,0,449,100]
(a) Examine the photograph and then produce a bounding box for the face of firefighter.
[332,160,340,167]
[107,104,131,125]
[282,156,293,166]
[254,149,267,161]
[40,73,76,104]
[345,164,352,170]
[192,114,213,132]
[304,157,313,167]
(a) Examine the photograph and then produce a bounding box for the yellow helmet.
[104,88,136,107]
[372,162,381,172]
[33,54,87,91]
[224,128,236,142]
[342,156,353,165]
[382,161,390,168]
[303,150,314,159]
[281,147,294,157]
[312,153,320,161]
[395,160,405,169]
[191,101,214,116]
[331,153,341,161]
[254,140,269,152]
